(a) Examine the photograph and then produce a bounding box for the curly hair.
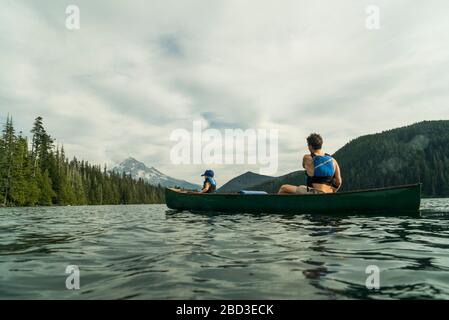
[306,133,323,150]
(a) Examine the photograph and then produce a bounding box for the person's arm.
[332,160,342,192]
[303,155,314,177]
[201,182,210,193]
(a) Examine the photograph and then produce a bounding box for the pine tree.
[0,115,165,207]
[38,168,56,206]
[1,116,15,206]
[9,133,28,206]
[31,116,54,174]
[0,119,5,205]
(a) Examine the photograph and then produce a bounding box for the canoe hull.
[165,184,421,215]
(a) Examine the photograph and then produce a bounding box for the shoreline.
[0,202,166,209]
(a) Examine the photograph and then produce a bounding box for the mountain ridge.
[218,120,449,197]
[112,157,201,190]
[217,171,273,193]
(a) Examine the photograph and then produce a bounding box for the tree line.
[335,120,449,197]
[0,116,165,206]
[238,120,449,198]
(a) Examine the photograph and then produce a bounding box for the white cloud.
[1,0,449,185]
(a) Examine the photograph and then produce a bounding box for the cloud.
[1,0,449,185]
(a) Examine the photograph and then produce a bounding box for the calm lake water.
[1,199,449,300]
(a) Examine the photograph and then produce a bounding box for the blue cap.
[201,169,214,178]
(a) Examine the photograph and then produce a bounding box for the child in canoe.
[201,170,217,193]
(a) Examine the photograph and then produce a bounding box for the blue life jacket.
[203,177,217,193]
[306,153,335,187]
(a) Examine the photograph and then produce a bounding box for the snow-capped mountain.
[112,157,200,190]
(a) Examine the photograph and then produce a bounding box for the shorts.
[295,185,325,195]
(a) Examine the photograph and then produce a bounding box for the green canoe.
[165,184,421,215]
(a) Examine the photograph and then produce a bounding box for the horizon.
[2,116,446,187]
[53,117,449,186]
[46,117,449,187]
[2,1,449,184]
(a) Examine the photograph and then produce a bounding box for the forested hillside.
[0,116,165,206]
[217,171,273,193]
[247,171,305,194]
[222,121,449,197]
[335,120,449,197]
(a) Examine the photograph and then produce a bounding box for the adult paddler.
[278,133,342,194]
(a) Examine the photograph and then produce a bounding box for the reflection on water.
[1,199,449,299]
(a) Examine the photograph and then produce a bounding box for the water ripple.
[1,199,449,299]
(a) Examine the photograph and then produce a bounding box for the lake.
[1,199,449,299]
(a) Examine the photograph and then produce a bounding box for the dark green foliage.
[217,171,273,193]
[221,120,449,197]
[334,120,449,197]
[0,115,165,206]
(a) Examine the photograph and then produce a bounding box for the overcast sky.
[1,0,449,185]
